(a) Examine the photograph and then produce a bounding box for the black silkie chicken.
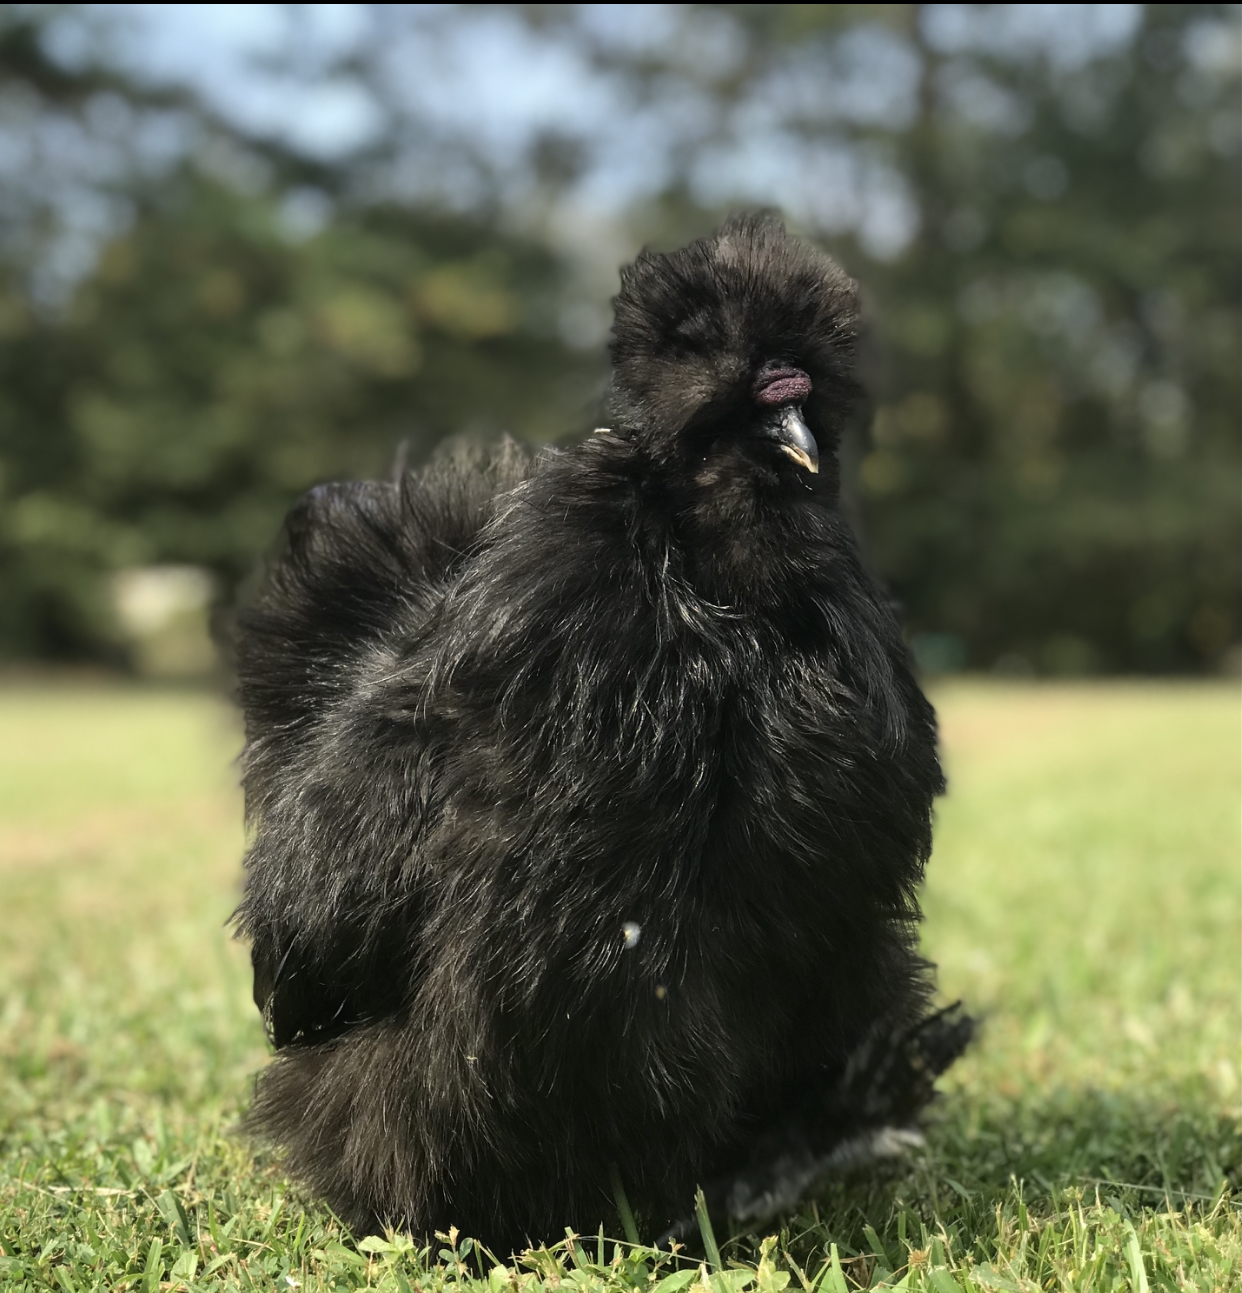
[233,214,972,1250]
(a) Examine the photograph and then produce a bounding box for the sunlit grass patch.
[1,680,1238,1290]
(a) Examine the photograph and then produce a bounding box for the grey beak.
[762,407,819,474]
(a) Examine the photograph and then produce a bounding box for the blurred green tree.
[0,3,1236,673]
[542,2,1240,672]
[840,2,1241,674]
[0,9,600,660]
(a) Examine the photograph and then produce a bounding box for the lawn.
[0,679,1238,1291]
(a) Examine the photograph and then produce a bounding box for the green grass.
[1,679,1238,1291]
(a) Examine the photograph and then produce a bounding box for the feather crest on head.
[606,212,862,460]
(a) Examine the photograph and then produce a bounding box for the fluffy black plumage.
[233,214,972,1251]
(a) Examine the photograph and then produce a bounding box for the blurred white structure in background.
[112,566,216,679]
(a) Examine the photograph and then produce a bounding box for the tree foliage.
[847,2,1241,673]
[0,3,1236,671]
[0,9,599,658]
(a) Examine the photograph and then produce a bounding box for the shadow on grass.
[758,1083,1240,1266]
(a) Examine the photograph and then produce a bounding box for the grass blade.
[1124,1221,1149,1293]
[817,1245,849,1293]
[142,1237,162,1293]
[610,1166,641,1247]
[694,1189,722,1273]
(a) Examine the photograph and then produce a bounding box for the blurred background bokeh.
[0,2,1237,680]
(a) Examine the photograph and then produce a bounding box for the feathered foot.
[659,1003,975,1244]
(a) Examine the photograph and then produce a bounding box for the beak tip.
[778,443,819,474]
[766,407,820,477]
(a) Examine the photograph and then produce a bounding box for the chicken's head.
[606,212,861,498]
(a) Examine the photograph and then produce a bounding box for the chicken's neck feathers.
[416,436,914,757]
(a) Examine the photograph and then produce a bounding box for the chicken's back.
[235,438,534,803]
[232,438,533,1047]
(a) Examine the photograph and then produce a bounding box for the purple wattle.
[754,369,812,407]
